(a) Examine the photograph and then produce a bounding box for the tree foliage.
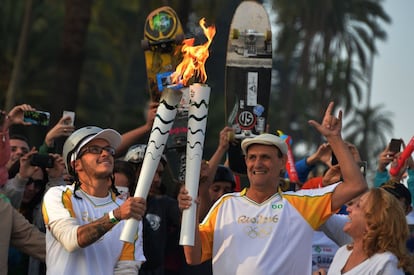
[1,0,394,174]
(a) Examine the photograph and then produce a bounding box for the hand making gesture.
[308,101,343,138]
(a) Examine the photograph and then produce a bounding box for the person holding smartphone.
[0,104,36,170]
[6,153,65,275]
[373,139,414,206]
[374,139,402,187]
[37,113,75,155]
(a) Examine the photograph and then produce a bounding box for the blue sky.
[371,0,414,144]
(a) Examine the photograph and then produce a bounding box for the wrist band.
[108,210,119,224]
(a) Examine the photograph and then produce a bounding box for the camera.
[23,110,50,126]
[30,154,54,168]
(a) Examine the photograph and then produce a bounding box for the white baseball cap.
[75,128,122,156]
[241,133,288,155]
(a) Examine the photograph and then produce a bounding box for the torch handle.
[179,198,197,246]
[119,87,182,243]
[389,136,414,176]
[120,219,140,243]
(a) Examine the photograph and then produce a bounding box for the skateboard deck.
[225,1,272,175]
[142,6,184,102]
[142,6,188,183]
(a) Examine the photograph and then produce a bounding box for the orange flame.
[171,18,216,86]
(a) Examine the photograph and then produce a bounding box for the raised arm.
[206,127,233,182]
[117,101,158,156]
[308,102,367,211]
[39,115,75,154]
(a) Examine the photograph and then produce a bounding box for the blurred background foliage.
[1,0,392,181]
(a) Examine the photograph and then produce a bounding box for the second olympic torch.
[179,83,210,245]
[120,88,182,243]
[169,17,216,246]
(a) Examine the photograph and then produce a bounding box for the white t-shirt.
[328,246,404,275]
[199,184,338,275]
[42,185,145,275]
[312,230,339,271]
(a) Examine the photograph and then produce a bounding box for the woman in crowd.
[315,188,413,275]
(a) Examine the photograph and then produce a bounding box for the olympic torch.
[180,83,210,245]
[120,87,182,243]
[170,18,216,246]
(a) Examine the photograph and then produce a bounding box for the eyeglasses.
[79,145,116,157]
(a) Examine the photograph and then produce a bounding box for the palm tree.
[270,0,390,137]
[343,103,393,168]
[4,0,33,110]
[50,0,93,124]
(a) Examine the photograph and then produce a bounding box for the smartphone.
[30,154,54,168]
[23,110,50,126]
[389,138,402,153]
[62,110,75,126]
[331,152,338,165]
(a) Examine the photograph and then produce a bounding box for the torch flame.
[171,18,216,86]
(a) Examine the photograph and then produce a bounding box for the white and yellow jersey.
[42,184,145,275]
[199,183,339,275]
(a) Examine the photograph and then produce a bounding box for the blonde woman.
[316,188,413,275]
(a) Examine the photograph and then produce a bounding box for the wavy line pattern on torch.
[188,114,208,122]
[144,151,165,161]
[150,127,171,135]
[155,113,176,124]
[160,98,178,110]
[148,140,166,150]
[188,127,206,135]
[187,141,203,150]
[190,99,209,108]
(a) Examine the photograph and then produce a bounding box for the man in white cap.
[180,102,367,275]
[42,126,146,275]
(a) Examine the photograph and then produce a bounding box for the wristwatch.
[108,210,119,224]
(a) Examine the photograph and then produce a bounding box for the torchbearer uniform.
[198,184,338,275]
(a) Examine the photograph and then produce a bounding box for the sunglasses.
[79,145,116,157]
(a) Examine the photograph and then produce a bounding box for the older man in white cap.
[42,126,146,275]
[180,102,367,275]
